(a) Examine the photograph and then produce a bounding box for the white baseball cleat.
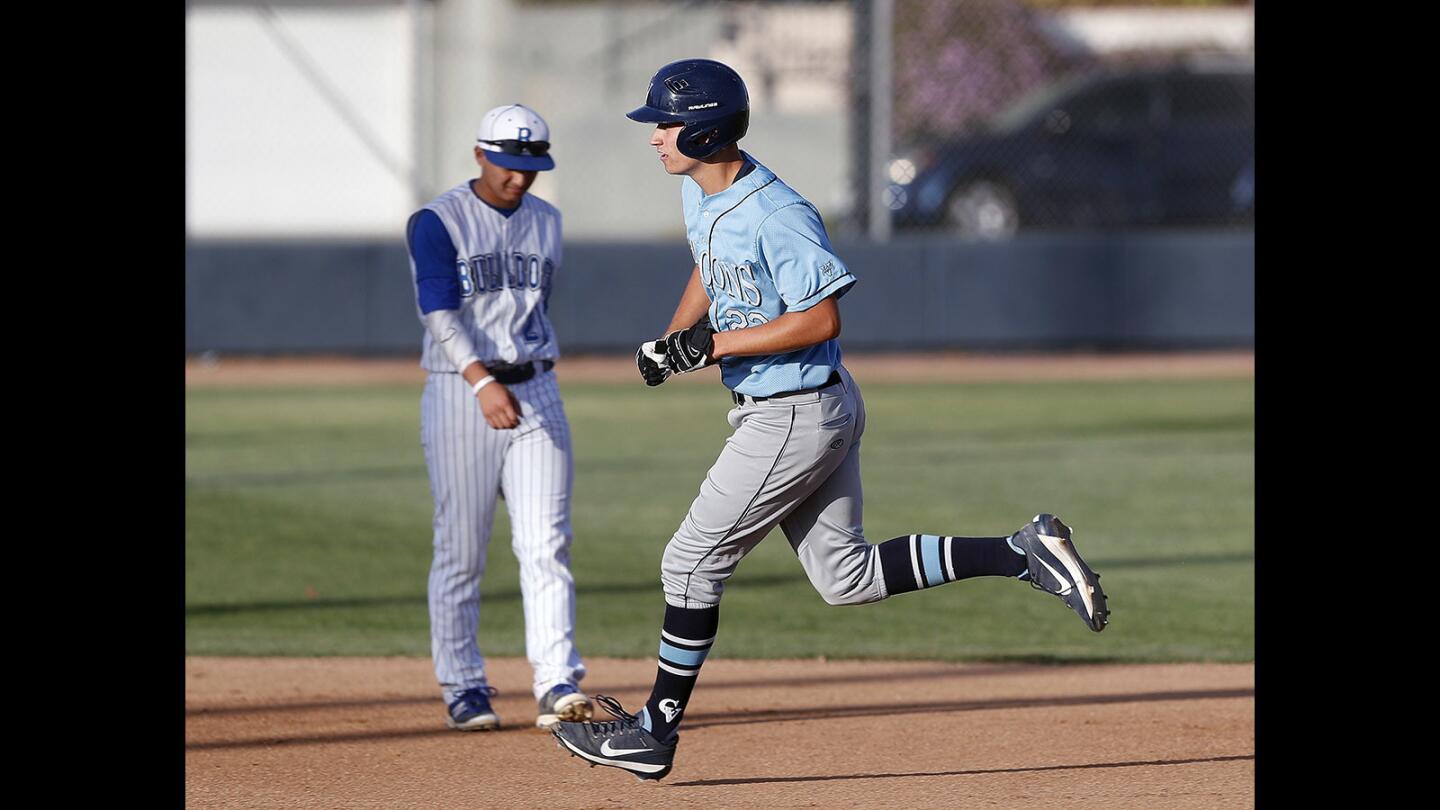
[536,683,594,729]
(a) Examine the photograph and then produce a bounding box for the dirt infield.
[184,350,1253,388]
[186,656,1253,809]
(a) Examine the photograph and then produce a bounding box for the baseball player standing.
[405,103,592,731]
[551,60,1109,779]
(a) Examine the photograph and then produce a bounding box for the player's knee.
[660,547,729,605]
[511,520,572,550]
[660,570,726,605]
[817,580,878,606]
[659,536,701,576]
[813,548,883,606]
[431,545,485,577]
[513,534,572,563]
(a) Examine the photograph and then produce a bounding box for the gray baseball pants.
[660,366,889,608]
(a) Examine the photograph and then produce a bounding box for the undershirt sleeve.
[422,309,481,374]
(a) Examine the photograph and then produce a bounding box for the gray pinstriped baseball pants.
[421,370,586,704]
[660,367,889,608]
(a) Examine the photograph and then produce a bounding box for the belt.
[731,370,842,406]
[486,359,554,385]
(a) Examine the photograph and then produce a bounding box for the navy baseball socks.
[641,603,717,742]
[877,532,1028,595]
[876,516,1109,631]
[551,603,715,780]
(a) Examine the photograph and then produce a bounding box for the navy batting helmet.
[626,59,749,159]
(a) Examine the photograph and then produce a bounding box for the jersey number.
[522,309,548,345]
[720,308,770,331]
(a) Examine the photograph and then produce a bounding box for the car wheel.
[945,181,1019,239]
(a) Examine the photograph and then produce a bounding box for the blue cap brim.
[484,151,555,171]
[626,105,680,123]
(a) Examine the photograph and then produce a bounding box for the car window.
[1167,74,1254,125]
[1060,78,1154,134]
[989,73,1094,135]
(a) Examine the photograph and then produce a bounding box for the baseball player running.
[550,60,1108,780]
[405,103,592,732]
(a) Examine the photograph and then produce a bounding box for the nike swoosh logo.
[1036,555,1073,594]
[600,740,651,757]
[1038,533,1094,618]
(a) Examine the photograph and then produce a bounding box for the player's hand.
[661,318,717,375]
[477,382,522,429]
[636,341,672,386]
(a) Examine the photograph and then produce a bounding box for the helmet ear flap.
[676,111,748,160]
[678,123,719,159]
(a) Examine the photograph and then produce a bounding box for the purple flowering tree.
[894,0,1092,140]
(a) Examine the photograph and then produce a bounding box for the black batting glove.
[635,341,672,387]
[662,318,717,375]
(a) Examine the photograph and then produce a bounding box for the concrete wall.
[186,0,855,240]
[185,232,1253,355]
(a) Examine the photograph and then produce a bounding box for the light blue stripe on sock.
[921,534,945,587]
[639,705,652,731]
[659,640,709,667]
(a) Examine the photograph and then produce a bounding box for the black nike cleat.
[1012,514,1110,632]
[551,695,677,781]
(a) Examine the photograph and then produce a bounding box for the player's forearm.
[665,266,711,333]
[460,361,488,386]
[711,298,841,359]
[422,309,483,375]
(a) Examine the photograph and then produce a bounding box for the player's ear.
[474,146,487,168]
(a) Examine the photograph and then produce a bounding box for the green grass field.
[185,375,1253,662]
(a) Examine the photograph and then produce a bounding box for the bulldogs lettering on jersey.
[410,182,563,371]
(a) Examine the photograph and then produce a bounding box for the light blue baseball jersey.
[681,152,857,397]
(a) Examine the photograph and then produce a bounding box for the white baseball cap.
[476,103,555,171]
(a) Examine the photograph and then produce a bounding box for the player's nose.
[650,127,664,146]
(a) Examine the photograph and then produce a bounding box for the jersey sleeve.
[757,203,857,312]
[406,209,462,314]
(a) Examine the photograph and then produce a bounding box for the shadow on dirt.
[670,754,1256,786]
[681,687,1254,730]
[184,662,1107,717]
[186,686,1252,751]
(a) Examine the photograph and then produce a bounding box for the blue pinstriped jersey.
[406,182,562,371]
[681,153,857,397]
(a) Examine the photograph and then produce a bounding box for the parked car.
[888,59,1254,237]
